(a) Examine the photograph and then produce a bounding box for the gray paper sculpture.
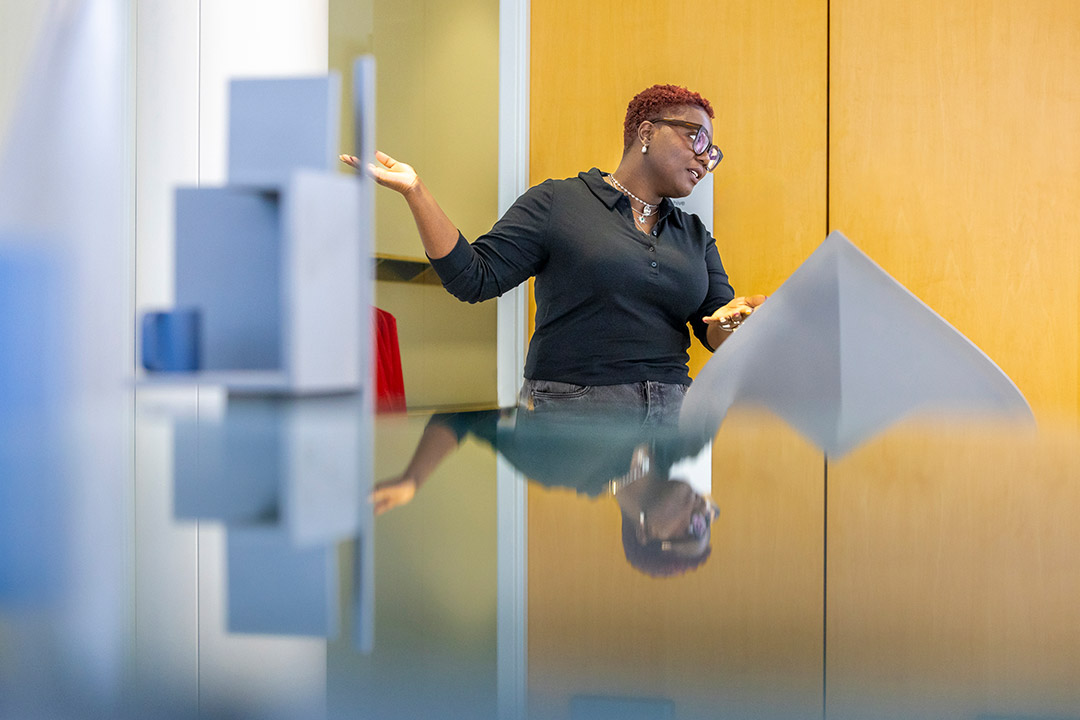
[680,231,1033,457]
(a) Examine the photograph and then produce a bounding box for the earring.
[641,144,648,154]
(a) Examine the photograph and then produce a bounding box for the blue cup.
[142,308,201,372]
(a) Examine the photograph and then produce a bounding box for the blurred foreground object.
[0,250,66,606]
[0,0,132,709]
[141,73,372,396]
[681,231,1033,457]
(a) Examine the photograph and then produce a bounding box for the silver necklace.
[607,446,651,496]
[609,174,659,224]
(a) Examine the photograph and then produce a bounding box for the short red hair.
[623,84,715,148]
[620,512,712,578]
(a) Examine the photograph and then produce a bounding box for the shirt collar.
[579,167,674,218]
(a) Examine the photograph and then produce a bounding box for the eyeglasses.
[651,118,723,172]
[641,499,720,551]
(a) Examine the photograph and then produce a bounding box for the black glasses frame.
[651,117,723,171]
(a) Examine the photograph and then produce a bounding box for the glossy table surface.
[3,386,1080,720]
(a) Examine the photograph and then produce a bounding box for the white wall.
[0,1,48,149]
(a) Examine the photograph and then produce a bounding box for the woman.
[342,84,765,422]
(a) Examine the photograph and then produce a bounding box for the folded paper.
[681,231,1033,457]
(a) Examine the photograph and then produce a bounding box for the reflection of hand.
[703,294,768,331]
[339,150,419,195]
[371,475,418,515]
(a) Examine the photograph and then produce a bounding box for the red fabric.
[374,307,406,413]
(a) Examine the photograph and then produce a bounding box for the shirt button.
[650,261,657,268]
[652,230,658,236]
[648,246,655,252]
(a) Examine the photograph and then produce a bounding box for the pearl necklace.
[609,174,659,225]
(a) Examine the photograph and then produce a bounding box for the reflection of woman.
[375,410,719,577]
[343,84,765,422]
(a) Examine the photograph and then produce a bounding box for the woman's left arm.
[689,232,766,351]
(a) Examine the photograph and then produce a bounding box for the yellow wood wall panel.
[830,0,1080,420]
[829,3,1080,713]
[826,423,1080,719]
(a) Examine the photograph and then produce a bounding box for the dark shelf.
[373,255,441,285]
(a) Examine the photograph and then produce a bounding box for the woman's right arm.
[344,150,550,302]
[340,150,458,260]
[371,420,460,515]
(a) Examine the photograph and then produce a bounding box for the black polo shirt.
[429,168,735,385]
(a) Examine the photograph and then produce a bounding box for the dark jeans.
[517,378,689,428]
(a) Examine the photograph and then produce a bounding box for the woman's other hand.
[371,475,419,515]
[340,150,419,195]
[702,294,766,349]
[703,294,768,332]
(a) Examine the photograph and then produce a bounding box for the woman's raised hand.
[342,150,459,259]
[339,150,419,195]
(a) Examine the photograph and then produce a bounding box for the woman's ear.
[637,121,654,149]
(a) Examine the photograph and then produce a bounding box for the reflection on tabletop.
[167,395,724,591]
[377,406,719,578]
[164,393,374,650]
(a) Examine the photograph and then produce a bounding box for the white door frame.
[495,0,529,717]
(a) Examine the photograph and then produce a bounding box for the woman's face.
[638,478,716,547]
[642,104,715,199]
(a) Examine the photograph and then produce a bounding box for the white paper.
[681,231,1033,457]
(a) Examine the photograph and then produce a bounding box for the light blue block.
[278,171,364,391]
[228,75,341,188]
[351,57,377,398]
[349,55,377,654]
[173,408,281,524]
[226,527,338,638]
[175,187,282,371]
[351,387,375,653]
[153,69,370,394]
[351,56,375,169]
[173,396,363,544]
[277,395,363,546]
